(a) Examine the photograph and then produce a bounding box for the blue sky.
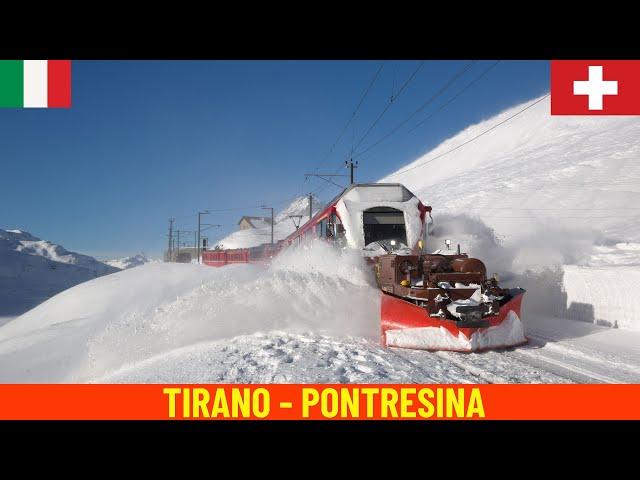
[0,60,549,260]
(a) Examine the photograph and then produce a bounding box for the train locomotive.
[202,183,526,352]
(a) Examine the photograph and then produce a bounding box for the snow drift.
[0,240,380,382]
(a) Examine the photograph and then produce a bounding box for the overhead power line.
[312,63,384,173]
[309,61,427,199]
[407,60,501,134]
[356,61,502,166]
[353,61,476,159]
[350,61,425,155]
[387,94,550,179]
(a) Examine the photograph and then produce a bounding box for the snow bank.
[561,265,640,330]
[0,240,380,382]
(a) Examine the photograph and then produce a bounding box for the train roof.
[284,183,420,243]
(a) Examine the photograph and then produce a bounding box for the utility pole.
[167,218,174,262]
[176,230,180,259]
[345,159,358,184]
[262,206,274,244]
[197,210,210,264]
[200,224,223,251]
[309,193,313,220]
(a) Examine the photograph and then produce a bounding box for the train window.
[362,207,407,247]
[315,218,328,237]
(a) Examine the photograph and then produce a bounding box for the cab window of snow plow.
[363,207,407,247]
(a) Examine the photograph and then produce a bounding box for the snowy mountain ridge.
[0,228,118,316]
[105,253,152,270]
[1,229,115,274]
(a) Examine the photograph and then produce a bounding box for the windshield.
[363,207,407,247]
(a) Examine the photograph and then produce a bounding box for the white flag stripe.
[23,60,48,108]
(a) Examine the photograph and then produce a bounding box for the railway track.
[390,328,640,384]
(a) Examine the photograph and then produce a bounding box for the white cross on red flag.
[551,60,640,115]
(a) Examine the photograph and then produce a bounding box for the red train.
[202,183,428,266]
[201,183,526,352]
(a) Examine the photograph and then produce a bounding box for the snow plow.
[376,251,526,352]
[202,182,526,352]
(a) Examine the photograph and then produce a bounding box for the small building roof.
[237,216,273,228]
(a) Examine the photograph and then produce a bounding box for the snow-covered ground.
[0,229,118,316]
[105,253,152,270]
[1,243,637,383]
[2,94,640,384]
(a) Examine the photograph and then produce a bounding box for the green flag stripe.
[0,60,24,108]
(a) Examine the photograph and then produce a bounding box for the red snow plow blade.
[381,289,526,352]
[375,252,527,352]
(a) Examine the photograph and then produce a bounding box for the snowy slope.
[105,253,152,270]
[384,95,640,243]
[0,229,119,316]
[214,195,323,249]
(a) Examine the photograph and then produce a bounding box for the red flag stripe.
[47,60,71,108]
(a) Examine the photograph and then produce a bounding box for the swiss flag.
[551,60,640,115]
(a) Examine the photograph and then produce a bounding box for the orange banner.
[0,384,638,420]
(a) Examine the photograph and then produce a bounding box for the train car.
[202,243,283,267]
[202,183,429,265]
[284,183,430,253]
[201,183,526,352]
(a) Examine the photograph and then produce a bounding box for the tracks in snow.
[504,335,640,384]
[389,332,640,384]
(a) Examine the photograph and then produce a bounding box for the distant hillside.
[0,229,118,316]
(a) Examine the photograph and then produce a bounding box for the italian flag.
[0,60,71,108]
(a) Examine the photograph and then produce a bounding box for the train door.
[326,213,346,246]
